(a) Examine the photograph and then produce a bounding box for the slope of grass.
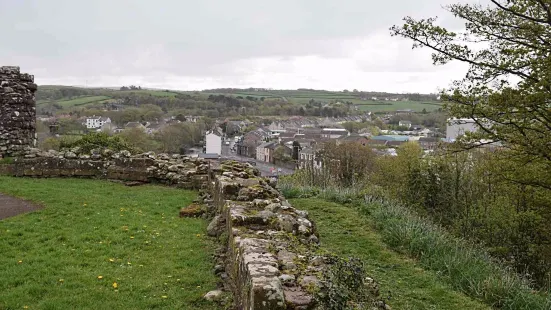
[55,96,111,107]
[0,177,219,310]
[290,198,490,310]
[364,197,551,309]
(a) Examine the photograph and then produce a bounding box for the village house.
[185,116,200,123]
[236,128,269,157]
[336,134,369,146]
[298,146,323,170]
[100,122,119,134]
[85,116,111,129]
[446,118,479,142]
[418,137,441,150]
[320,128,349,139]
[205,129,223,155]
[398,120,412,129]
[256,141,278,163]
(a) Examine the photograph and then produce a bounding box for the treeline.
[40,121,206,154]
[286,142,551,289]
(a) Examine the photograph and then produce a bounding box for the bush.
[316,255,383,310]
[60,132,137,154]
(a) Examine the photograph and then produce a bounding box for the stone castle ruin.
[0,66,37,158]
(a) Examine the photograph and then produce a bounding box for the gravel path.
[0,193,42,220]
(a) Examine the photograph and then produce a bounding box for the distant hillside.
[35,85,443,114]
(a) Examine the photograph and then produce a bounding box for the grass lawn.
[0,177,219,310]
[291,198,490,310]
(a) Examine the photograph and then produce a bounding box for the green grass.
[0,177,219,310]
[290,198,490,310]
[55,96,112,107]
[355,101,442,112]
[364,198,551,309]
[0,157,14,164]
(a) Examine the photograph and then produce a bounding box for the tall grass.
[362,196,551,309]
[280,183,551,309]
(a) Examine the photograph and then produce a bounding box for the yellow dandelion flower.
[109,258,115,262]
[83,203,87,207]
[97,275,103,280]
[130,236,134,239]
[58,279,64,282]
[127,262,131,265]
[17,260,22,264]
[112,282,118,289]
[161,295,168,299]
[196,234,201,237]
[23,306,29,309]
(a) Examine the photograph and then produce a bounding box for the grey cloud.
[1,0,473,88]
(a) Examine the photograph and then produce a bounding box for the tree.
[118,127,159,152]
[318,141,376,186]
[391,0,551,189]
[273,145,291,163]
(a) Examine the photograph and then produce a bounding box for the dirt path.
[0,193,42,220]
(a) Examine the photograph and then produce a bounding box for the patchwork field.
[0,177,219,310]
[38,96,111,107]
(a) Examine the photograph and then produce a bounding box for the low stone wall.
[205,161,324,309]
[2,148,213,189]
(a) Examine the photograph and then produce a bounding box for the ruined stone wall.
[1,148,212,189]
[0,66,37,157]
[204,161,324,309]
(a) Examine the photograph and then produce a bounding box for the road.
[221,143,295,177]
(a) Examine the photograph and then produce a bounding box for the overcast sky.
[0,0,478,93]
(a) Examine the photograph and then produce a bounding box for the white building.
[321,128,348,139]
[399,120,412,129]
[205,130,222,155]
[446,118,479,142]
[85,116,111,129]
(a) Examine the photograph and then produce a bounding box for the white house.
[85,116,111,129]
[399,120,412,129]
[446,118,480,142]
[205,130,222,155]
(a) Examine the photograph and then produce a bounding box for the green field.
[0,177,219,310]
[51,96,111,107]
[291,198,489,310]
[355,101,442,113]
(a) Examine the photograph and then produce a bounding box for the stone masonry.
[0,66,37,158]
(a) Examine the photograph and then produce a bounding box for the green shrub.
[60,132,138,154]
[316,255,382,310]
